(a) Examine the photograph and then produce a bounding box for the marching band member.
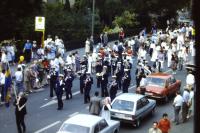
[79,68,86,94]
[56,74,65,110]
[84,72,93,104]
[135,62,144,87]
[49,65,58,97]
[95,60,103,88]
[109,75,118,101]
[64,69,74,100]
[115,62,123,90]
[111,55,117,75]
[122,69,131,93]
[100,66,109,97]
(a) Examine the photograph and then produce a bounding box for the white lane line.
[164,69,172,73]
[40,91,80,108]
[69,112,79,118]
[34,121,61,133]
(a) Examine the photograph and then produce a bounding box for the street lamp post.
[91,0,95,37]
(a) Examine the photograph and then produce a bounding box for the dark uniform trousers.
[80,74,86,94]
[50,71,58,97]
[56,81,64,110]
[122,76,131,93]
[101,75,108,97]
[109,83,118,101]
[84,77,93,103]
[64,76,74,99]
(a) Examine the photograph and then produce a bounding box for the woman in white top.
[101,97,112,120]
[167,46,172,68]
[85,38,90,55]
[87,54,93,74]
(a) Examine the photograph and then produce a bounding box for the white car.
[110,93,156,127]
[57,114,120,133]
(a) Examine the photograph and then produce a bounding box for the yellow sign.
[35,16,45,31]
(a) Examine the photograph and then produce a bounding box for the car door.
[140,97,151,117]
[94,119,110,133]
[135,99,145,119]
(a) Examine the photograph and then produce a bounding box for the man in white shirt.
[140,74,147,95]
[173,91,183,125]
[15,67,24,94]
[112,41,118,53]
[186,71,195,89]
[0,70,5,102]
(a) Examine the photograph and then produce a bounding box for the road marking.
[34,88,45,92]
[40,91,80,108]
[34,121,61,133]
[164,69,172,73]
[69,112,79,117]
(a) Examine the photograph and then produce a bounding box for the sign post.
[35,16,45,48]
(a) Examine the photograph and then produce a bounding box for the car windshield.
[112,100,134,111]
[146,77,165,87]
[59,123,90,133]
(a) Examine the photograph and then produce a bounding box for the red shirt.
[158,118,171,133]
[119,31,125,38]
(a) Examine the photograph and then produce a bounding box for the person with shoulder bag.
[13,92,27,133]
[101,97,112,120]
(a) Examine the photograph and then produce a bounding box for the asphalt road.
[0,44,194,133]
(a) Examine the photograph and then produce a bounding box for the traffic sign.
[35,16,45,31]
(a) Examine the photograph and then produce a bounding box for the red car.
[136,73,181,102]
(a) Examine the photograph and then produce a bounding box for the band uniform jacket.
[109,80,118,98]
[85,77,93,90]
[64,75,74,89]
[56,80,65,96]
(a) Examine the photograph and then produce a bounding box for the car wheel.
[114,129,118,133]
[135,118,141,128]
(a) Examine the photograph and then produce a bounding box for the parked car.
[136,73,181,102]
[110,93,156,127]
[57,114,120,133]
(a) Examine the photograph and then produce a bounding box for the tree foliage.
[0,0,43,40]
[113,11,139,29]
[0,0,190,42]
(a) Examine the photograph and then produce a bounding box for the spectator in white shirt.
[186,71,195,89]
[15,67,24,94]
[0,69,6,102]
[112,41,118,53]
[140,74,147,95]
[173,91,183,125]
[1,50,8,70]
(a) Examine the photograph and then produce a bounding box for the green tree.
[113,11,139,29]
[0,0,43,40]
